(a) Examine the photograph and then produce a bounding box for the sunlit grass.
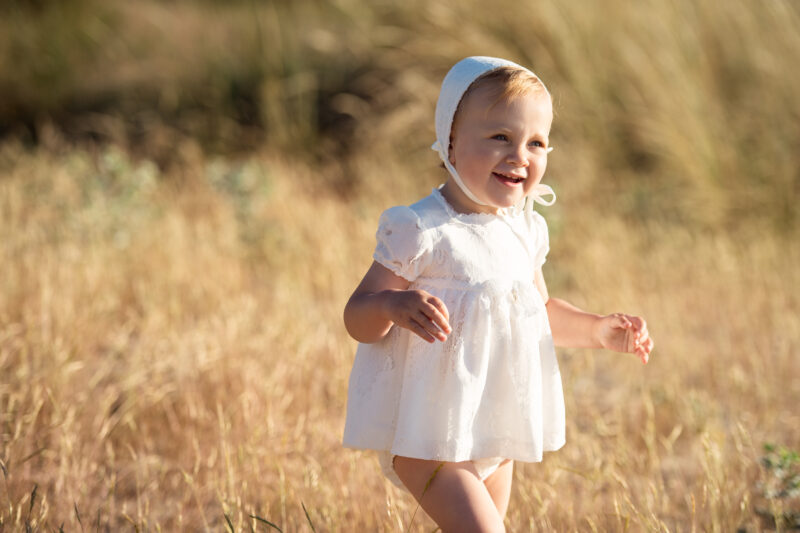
[1,0,799,230]
[1,141,797,530]
[1,0,799,530]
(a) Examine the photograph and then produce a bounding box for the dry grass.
[1,0,799,531]
[1,141,797,531]
[2,0,799,231]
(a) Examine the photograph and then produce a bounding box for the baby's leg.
[482,459,513,519]
[393,456,506,533]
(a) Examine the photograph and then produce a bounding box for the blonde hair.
[471,66,548,102]
[450,66,549,139]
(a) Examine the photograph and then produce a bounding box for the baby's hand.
[594,313,654,364]
[383,290,451,343]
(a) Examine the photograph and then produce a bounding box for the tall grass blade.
[224,512,235,533]
[249,514,283,532]
[74,502,84,532]
[28,484,38,519]
[19,448,47,465]
[301,502,316,533]
[406,462,444,533]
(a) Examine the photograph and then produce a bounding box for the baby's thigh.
[393,456,505,533]
[483,460,513,520]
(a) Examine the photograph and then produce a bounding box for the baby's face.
[448,85,553,214]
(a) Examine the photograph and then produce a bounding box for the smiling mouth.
[493,172,525,184]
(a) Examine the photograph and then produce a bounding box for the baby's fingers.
[412,311,447,342]
[627,315,648,334]
[426,296,451,331]
[635,337,654,364]
[610,313,633,330]
[631,321,650,346]
[406,318,437,343]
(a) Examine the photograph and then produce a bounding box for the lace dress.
[343,187,565,486]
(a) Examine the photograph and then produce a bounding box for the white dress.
[343,187,565,486]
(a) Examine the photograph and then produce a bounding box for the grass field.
[1,0,799,531]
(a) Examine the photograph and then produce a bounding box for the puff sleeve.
[373,206,432,282]
[527,210,550,270]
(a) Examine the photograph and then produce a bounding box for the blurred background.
[1,0,798,530]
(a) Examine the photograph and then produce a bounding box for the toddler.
[342,56,654,532]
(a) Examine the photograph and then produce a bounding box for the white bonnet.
[431,56,556,210]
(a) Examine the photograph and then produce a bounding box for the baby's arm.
[344,261,451,344]
[534,269,654,364]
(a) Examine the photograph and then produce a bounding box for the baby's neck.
[440,181,500,215]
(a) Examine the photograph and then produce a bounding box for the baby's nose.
[506,146,530,166]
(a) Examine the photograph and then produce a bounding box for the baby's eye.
[529,140,545,148]
[491,134,509,142]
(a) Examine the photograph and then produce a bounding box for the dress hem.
[342,438,567,464]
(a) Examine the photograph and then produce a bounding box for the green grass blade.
[74,503,84,532]
[301,502,316,533]
[249,514,283,532]
[28,484,38,518]
[406,462,444,533]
